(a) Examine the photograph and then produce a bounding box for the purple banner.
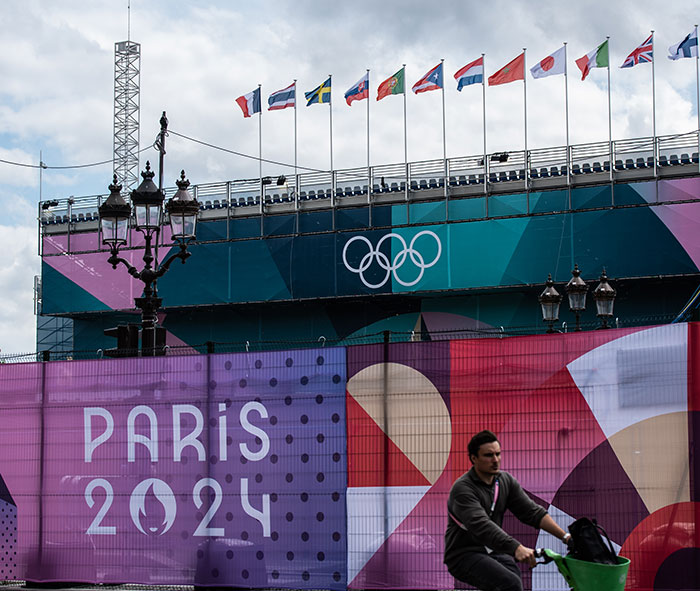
[0,349,346,589]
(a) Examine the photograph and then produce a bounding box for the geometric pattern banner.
[0,326,697,589]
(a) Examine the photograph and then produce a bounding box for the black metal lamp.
[566,264,588,331]
[166,170,200,242]
[539,274,562,333]
[99,175,131,248]
[130,161,164,232]
[593,269,617,328]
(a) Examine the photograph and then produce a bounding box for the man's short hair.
[468,430,498,460]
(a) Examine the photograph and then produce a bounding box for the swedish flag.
[305,77,331,106]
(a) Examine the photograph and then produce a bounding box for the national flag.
[668,28,698,60]
[530,46,566,79]
[575,40,609,80]
[235,87,261,118]
[621,33,653,68]
[268,83,295,111]
[488,53,524,86]
[412,62,443,94]
[345,73,369,106]
[377,67,405,100]
[454,57,483,91]
[305,77,332,106]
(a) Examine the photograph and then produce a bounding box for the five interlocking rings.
[342,231,442,289]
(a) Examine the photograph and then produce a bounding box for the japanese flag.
[531,46,566,79]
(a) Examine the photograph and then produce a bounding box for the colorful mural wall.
[0,324,697,589]
[41,178,700,316]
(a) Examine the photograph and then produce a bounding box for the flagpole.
[564,42,571,186]
[403,64,408,179]
[696,25,700,174]
[441,58,447,197]
[651,31,657,178]
[482,53,487,196]
[258,83,262,181]
[366,69,371,170]
[329,74,334,173]
[293,79,298,177]
[607,36,613,184]
[523,48,528,196]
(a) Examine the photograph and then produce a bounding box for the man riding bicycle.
[445,430,572,591]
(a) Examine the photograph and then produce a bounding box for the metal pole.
[366,69,371,170]
[482,54,488,196]
[293,79,298,177]
[441,59,447,199]
[329,74,333,173]
[651,31,657,178]
[607,37,613,184]
[258,84,262,182]
[564,43,571,186]
[523,48,528,201]
[696,26,700,174]
[403,64,408,170]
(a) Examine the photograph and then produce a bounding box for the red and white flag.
[530,46,566,79]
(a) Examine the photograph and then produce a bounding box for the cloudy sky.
[0,1,698,353]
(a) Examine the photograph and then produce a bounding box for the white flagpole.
[482,53,487,195]
[441,59,447,194]
[258,84,262,181]
[564,42,570,185]
[366,69,371,170]
[293,79,298,177]
[403,64,408,173]
[328,74,333,173]
[523,48,528,194]
[651,31,657,177]
[696,25,700,174]
[607,37,613,183]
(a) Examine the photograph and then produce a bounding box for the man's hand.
[514,544,536,567]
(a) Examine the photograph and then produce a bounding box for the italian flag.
[576,40,609,81]
[377,67,405,100]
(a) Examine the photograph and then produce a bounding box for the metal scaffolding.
[113,40,141,192]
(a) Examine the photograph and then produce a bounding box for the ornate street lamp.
[539,274,562,333]
[98,112,200,356]
[593,269,617,329]
[565,264,588,332]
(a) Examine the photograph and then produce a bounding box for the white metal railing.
[39,130,700,223]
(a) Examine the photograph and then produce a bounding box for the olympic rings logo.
[342,230,442,289]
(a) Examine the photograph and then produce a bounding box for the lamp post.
[538,274,562,333]
[593,269,617,329]
[98,112,200,356]
[565,264,588,332]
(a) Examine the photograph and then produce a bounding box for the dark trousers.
[448,551,523,591]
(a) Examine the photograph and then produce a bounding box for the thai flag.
[412,62,443,94]
[268,83,296,111]
[235,87,261,118]
[621,33,654,68]
[345,73,369,106]
[454,57,484,91]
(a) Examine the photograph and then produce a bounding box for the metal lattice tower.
[113,40,141,191]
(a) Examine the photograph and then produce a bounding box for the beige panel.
[607,412,689,514]
[347,362,451,484]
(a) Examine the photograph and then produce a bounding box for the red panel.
[346,392,431,487]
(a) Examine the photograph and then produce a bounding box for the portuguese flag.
[377,67,405,100]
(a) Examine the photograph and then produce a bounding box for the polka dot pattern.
[190,347,347,589]
[0,502,17,581]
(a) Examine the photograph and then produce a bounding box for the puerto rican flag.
[454,57,483,90]
[412,62,443,94]
[268,83,295,111]
[345,73,369,106]
[235,87,261,117]
[621,33,654,68]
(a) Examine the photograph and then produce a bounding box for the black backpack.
[568,517,617,565]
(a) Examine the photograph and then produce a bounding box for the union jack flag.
[621,33,654,68]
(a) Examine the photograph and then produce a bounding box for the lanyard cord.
[489,478,500,516]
